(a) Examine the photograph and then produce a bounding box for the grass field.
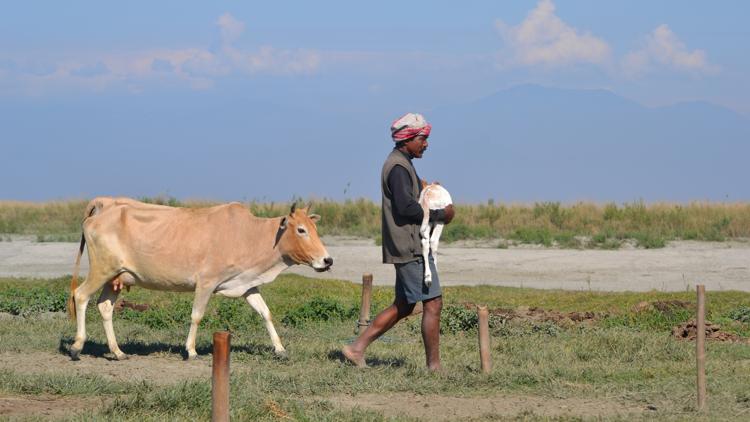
[1,275,749,420]
[2,198,750,248]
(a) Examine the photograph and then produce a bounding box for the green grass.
[3,198,750,248]
[1,275,750,420]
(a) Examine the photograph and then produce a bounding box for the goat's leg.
[419,202,432,287]
[429,223,444,271]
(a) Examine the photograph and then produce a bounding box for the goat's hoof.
[425,280,432,288]
[70,349,81,361]
[114,352,129,361]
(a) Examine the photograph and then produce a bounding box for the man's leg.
[422,295,443,371]
[342,297,415,367]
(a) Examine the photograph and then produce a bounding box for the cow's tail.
[67,200,100,320]
[67,234,86,320]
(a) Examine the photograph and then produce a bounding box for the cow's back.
[83,199,258,290]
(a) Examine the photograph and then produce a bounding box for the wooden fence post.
[696,285,706,412]
[212,331,231,422]
[478,305,491,374]
[356,273,373,334]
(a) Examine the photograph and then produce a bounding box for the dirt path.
[0,351,648,420]
[1,236,749,291]
[324,392,648,420]
[0,395,104,420]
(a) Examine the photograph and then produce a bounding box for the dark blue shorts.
[394,255,442,304]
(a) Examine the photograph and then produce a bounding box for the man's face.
[404,135,429,158]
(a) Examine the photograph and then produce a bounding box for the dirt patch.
[652,300,693,313]
[0,395,103,419]
[495,306,603,325]
[324,392,648,420]
[460,303,605,326]
[114,299,150,312]
[0,351,210,386]
[672,320,749,343]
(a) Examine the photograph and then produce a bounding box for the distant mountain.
[1,84,748,202]
[424,84,750,202]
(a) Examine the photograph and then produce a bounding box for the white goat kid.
[418,183,452,287]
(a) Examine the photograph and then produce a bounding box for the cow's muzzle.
[314,256,333,272]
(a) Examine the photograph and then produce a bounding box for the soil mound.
[672,319,746,343]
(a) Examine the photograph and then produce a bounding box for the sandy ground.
[0,236,748,292]
[0,350,650,420]
[324,392,648,420]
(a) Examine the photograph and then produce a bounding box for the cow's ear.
[309,214,321,223]
[280,216,288,230]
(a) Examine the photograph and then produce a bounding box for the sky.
[1,1,749,203]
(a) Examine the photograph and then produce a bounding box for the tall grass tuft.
[2,199,750,248]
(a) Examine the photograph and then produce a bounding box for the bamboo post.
[356,273,373,334]
[478,306,491,374]
[212,331,231,422]
[696,285,706,411]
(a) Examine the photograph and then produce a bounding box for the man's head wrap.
[390,112,431,142]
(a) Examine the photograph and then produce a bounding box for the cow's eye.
[297,226,307,235]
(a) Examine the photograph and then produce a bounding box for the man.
[343,112,455,371]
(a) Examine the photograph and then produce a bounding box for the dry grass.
[1,198,749,247]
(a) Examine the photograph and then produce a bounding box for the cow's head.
[278,203,333,272]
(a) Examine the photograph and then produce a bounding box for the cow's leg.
[97,282,127,360]
[185,285,213,360]
[70,267,112,360]
[429,223,445,270]
[244,288,286,356]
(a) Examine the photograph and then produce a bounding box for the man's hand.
[443,204,455,224]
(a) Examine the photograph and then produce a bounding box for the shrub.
[281,297,357,327]
[0,287,68,316]
[510,227,553,246]
[119,299,192,330]
[441,305,478,334]
[727,306,750,323]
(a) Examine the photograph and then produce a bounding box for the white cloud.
[217,12,245,44]
[0,13,320,95]
[495,0,610,67]
[622,24,718,76]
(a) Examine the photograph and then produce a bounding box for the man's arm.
[388,166,423,223]
[388,167,454,224]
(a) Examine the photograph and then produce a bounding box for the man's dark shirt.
[387,150,446,224]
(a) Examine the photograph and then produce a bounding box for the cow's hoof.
[274,350,289,361]
[70,349,81,361]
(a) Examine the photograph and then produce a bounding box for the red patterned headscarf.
[390,113,431,142]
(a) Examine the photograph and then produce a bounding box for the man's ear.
[280,216,288,230]
[309,214,321,223]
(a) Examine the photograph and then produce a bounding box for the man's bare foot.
[342,345,367,368]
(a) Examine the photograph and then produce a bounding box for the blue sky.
[2,1,749,202]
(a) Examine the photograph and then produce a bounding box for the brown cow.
[67,197,332,361]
